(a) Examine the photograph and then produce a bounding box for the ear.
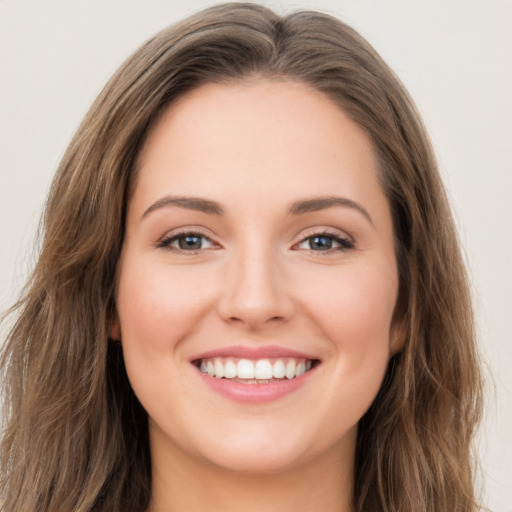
[109,312,121,341]
[390,315,407,355]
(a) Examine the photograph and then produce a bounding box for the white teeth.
[198,357,315,380]
[285,360,296,379]
[255,359,273,379]
[295,361,306,377]
[214,359,224,379]
[224,359,237,378]
[237,359,255,379]
[272,359,285,378]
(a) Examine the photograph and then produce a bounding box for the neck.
[147,435,355,512]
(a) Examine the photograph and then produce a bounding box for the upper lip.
[190,345,319,362]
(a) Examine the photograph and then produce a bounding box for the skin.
[112,79,404,512]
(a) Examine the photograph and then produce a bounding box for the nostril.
[226,314,286,328]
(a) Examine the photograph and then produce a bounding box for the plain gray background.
[1,1,510,510]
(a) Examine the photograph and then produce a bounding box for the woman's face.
[114,80,403,474]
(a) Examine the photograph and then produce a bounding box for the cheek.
[281,261,399,448]
[116,259,218,352]
[115,258,220,419]
[297,260,398,363]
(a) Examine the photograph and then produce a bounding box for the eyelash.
[293,230,354,253]
[156,230,216,254]
[156,229,354,254]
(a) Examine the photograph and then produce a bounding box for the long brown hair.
[1,3,483,511]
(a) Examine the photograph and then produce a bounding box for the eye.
[157,232,216,252]
[295,232,354,252]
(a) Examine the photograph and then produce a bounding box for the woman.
[0,3,483,511]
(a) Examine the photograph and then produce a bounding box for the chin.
[203,443,309,475]
[185,418,343,475]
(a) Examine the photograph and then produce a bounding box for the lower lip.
[195,367,315,403]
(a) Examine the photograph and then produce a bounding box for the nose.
[217,247,295,331]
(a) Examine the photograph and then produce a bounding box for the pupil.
[179,235,201,250]
[311,236,332,250]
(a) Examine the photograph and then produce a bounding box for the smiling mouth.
[193,357,320,383]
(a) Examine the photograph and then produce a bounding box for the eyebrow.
[142,194,373,225]
[288,196,374,226]
[142,195,224,218]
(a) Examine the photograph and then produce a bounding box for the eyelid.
[155,227,222,252]
[292,227,354,251]
[296,226,353,243]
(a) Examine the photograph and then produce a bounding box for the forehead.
[132,79,387,220]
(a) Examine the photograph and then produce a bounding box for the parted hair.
[0,3,483,511]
